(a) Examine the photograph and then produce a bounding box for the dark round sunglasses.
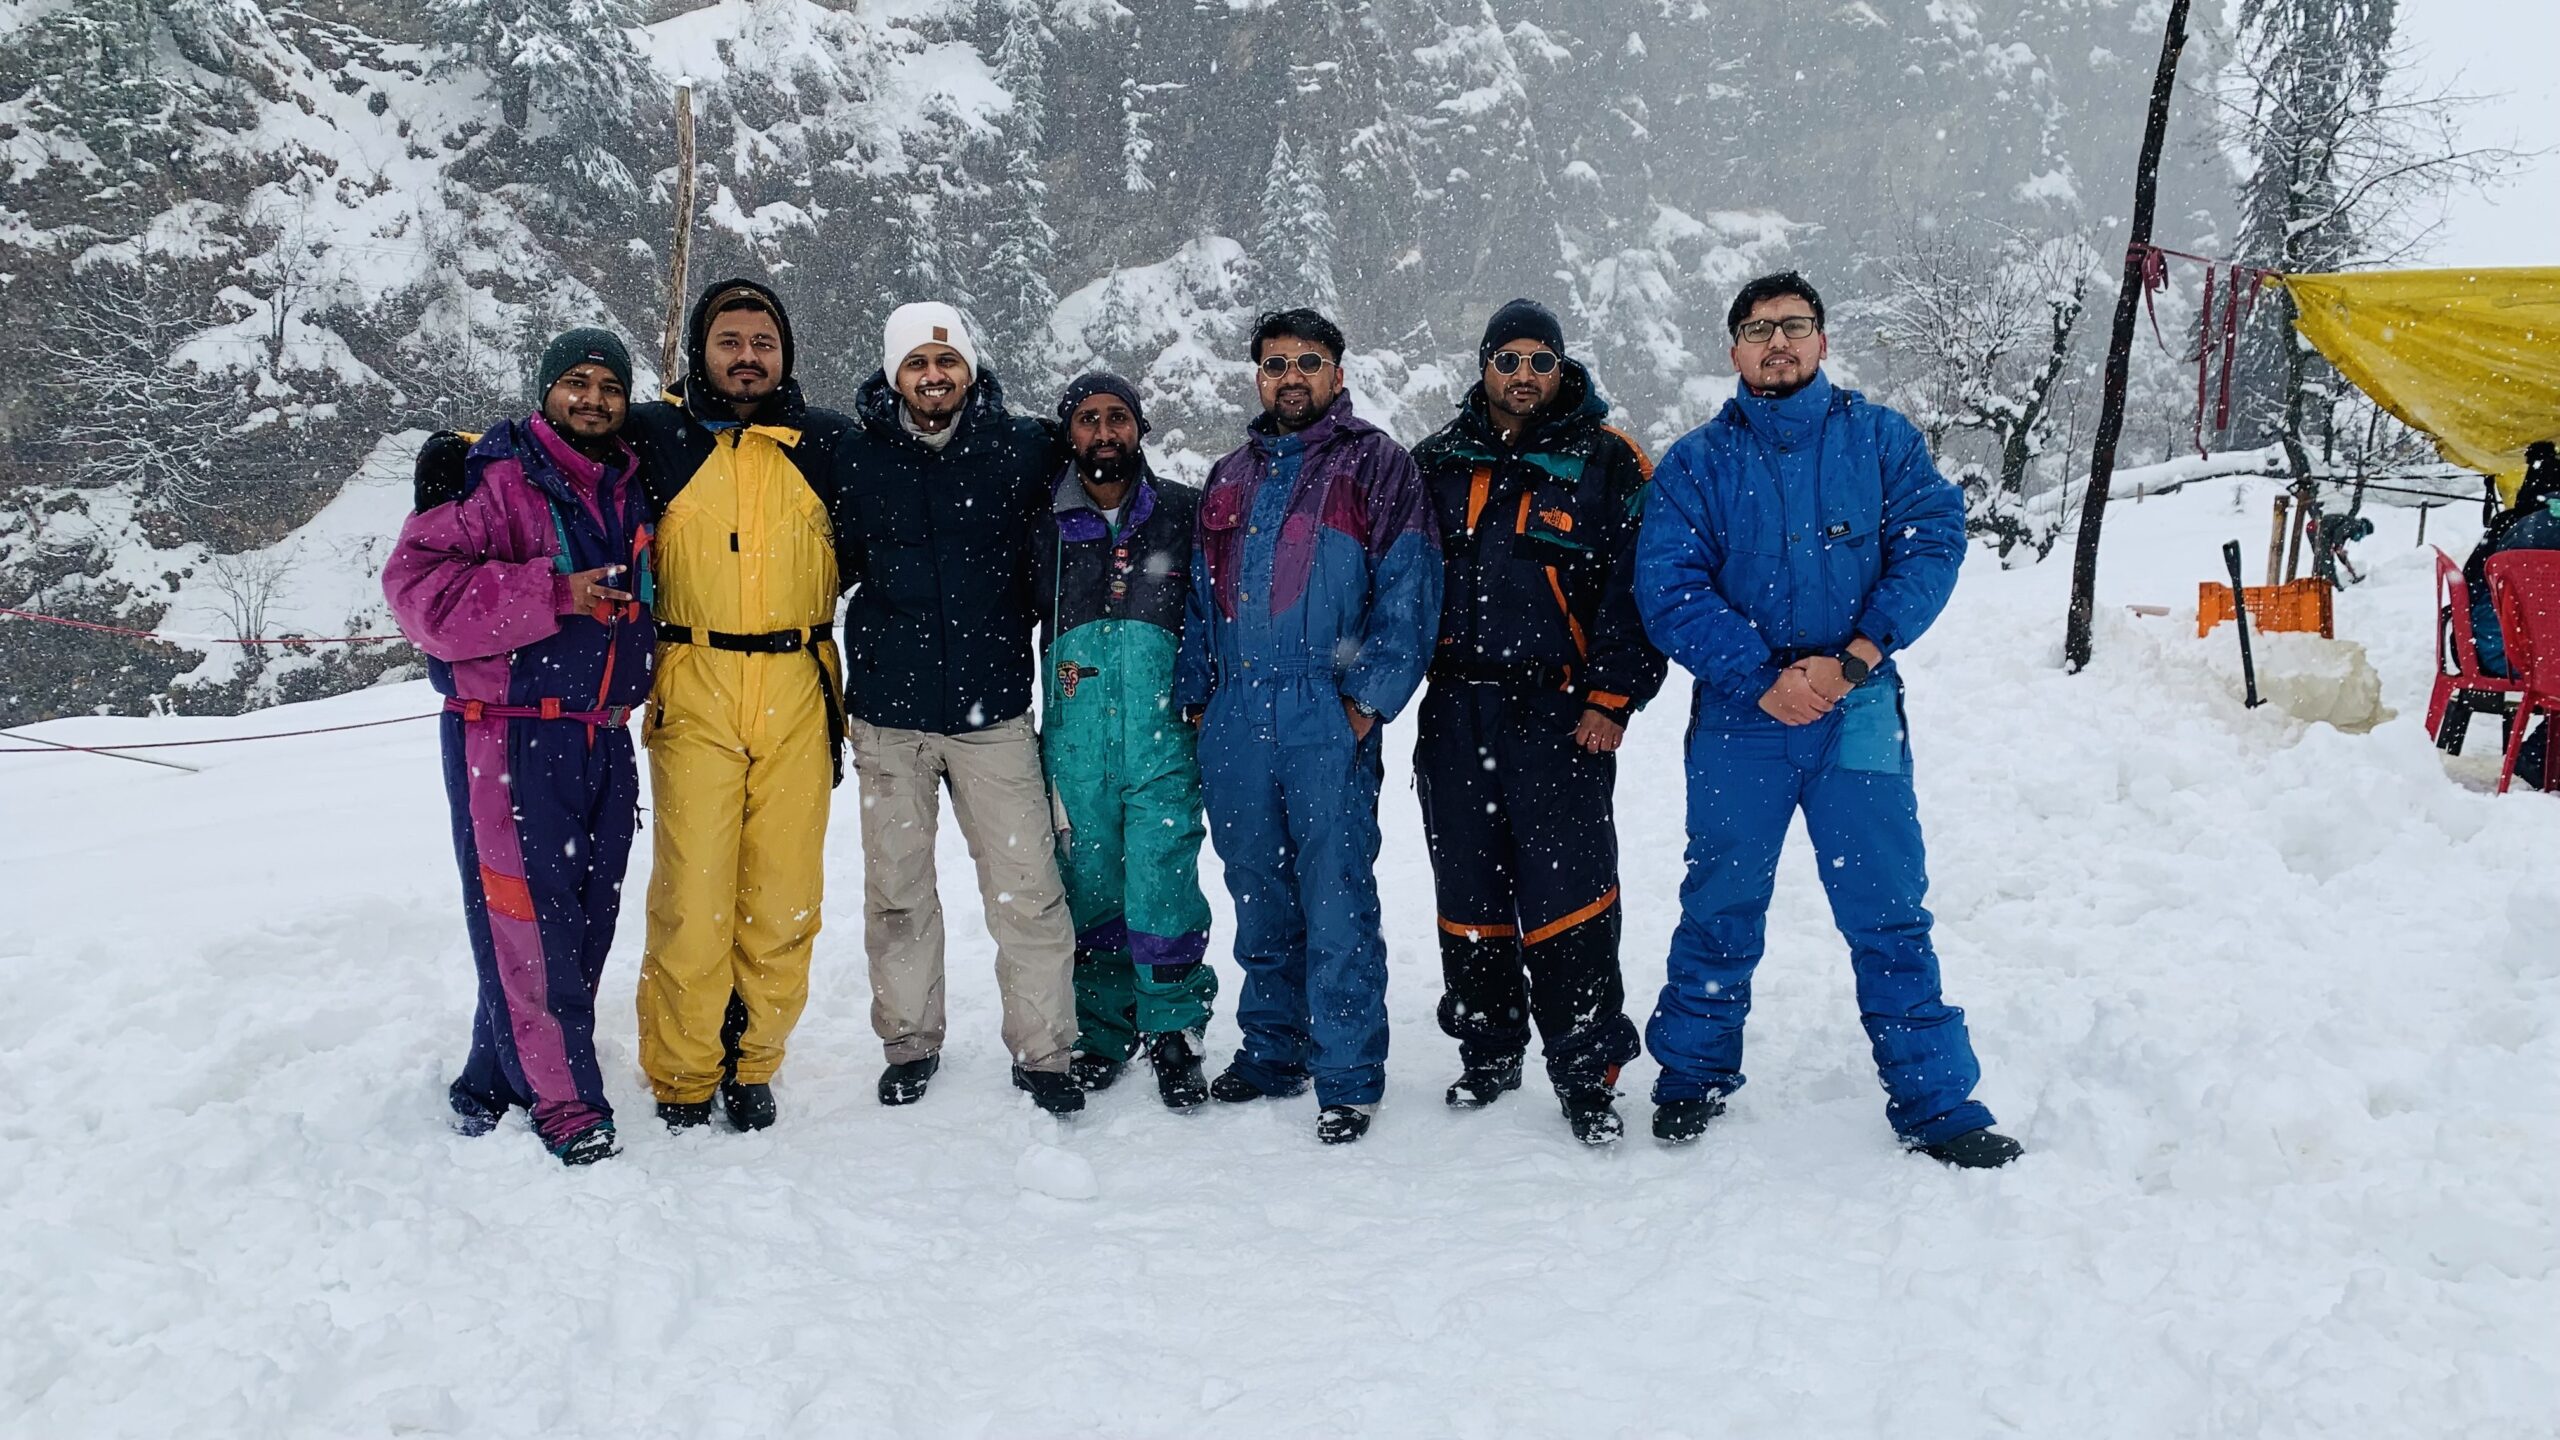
[1489,350,1560,376]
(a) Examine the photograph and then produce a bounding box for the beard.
[1078,443,1142,485]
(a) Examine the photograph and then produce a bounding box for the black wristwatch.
[1837,652,1872,687]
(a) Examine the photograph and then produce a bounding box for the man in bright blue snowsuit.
[1174,308,1442,1145]
[1634,273,2021,1168]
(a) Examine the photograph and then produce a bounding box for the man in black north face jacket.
[1409,298,1667,1146]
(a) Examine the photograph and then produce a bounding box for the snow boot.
[549,1121,619,1167]
[1913,1127,2024,1169]
[1316,1104,1374,1145]
[1145,1029,1210,1111]
[720,1079,776,1132]
[1013,1065,1087,1116]
[447,1085,506,1138]
[1651,1095,1727,1146]
[657,1098,715,1131]
[1559,1086,1624,1146]
[1445,1054,1524,1109]
[1210,1064,1310,1104]
[1069,1051,1126,1093]
[878,1054,940,1107]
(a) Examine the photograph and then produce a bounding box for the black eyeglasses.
[1489,350,1559,376]
[1258,353,1334,377]
[1734,316,1820,344]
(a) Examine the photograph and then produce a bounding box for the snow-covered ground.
[1,480,2552,1438]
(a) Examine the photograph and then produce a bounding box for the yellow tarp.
[2283,266,2560,506]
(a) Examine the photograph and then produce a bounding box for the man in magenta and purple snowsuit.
[383,328,657,1166]
[1174,309,1442,1146]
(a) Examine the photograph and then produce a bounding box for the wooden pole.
[2415,502,2431,548]
[2283,488,2310,582]
[2062,0,2192,672]
[2265,494,2290,586]
[657,79,698,394]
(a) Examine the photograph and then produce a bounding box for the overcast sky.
[2396,0,2558,266]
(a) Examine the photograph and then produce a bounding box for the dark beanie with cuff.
[534,327,634,403]
[1478,298,1566,363]
[1056,372,1150,436]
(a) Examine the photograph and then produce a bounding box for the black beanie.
[534,327,633,402]
[1056,372,1149,436]
[1478,298,1566,363]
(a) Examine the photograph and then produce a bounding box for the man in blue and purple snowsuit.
[384,328,656,1166]
[1634,274,2021,1168]
[1174,308,1441,1146]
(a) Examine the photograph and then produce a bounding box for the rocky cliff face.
[0,0,2227,721]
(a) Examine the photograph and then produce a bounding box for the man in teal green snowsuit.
[1035,373,1217,1107]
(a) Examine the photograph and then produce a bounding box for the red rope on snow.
[0,711,438,755]
[0,607,408,647]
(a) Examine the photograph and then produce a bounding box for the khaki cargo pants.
[849,714,1076,1073]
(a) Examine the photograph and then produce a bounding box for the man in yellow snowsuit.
[622,278,855,1132]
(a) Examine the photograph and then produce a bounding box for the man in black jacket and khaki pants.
[834,302,1082,1116]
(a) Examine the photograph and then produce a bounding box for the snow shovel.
[2222,540,2263,709]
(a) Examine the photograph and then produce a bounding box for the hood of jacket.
[681,276,795,412]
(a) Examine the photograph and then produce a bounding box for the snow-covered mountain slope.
[1,482,2551,1437]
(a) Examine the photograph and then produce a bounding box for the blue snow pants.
[1197,670,1391,1108]
[442,711,639,1149]
[1646,679,1994,1145]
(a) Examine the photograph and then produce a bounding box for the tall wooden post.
[2062,0,2192,671]
[657,79,698,393]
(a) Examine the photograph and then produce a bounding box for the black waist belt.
[659,622,846,788]
[659,622,827,654]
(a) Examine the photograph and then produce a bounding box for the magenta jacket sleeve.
[380,455,568,663]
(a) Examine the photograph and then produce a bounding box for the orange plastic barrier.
[2197,577,2334,639]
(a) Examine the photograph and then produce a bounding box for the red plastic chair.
[2428,546,2527,753]
[2484,550,2560,794]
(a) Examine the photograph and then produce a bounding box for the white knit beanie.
[881,302,980,383]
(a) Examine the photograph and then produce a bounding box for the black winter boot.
[1651,1095,1727,1145]
[1913,1127,2024,1169]
[1316,1105,1374,1145]
[1559,1086,1623,1146]
[550,1121,620,1166]
[1445,1054,1524,1109]
[1013,1065,1087,1116]
[720,1080,776,1132]
[1210,1065,1309,1103]
[657,1099,715,1131]
[1145,1030,1210,1110]
[1069,1052,1126,1093]
[877,1054,940,1107]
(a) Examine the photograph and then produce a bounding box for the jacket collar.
[1053,463,1157,542]
[1721,369,1839,451]
[1249,391,1369,455]
[856,367,1013,453]
[667,373,810,438]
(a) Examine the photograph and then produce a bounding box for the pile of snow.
[1,478,2551,1436]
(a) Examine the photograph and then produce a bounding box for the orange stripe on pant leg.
[1523,886,1618,947]
[1438,916,1517,941]
[481,865,537,922]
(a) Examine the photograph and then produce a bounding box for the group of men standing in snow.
[384,269,2023,1170]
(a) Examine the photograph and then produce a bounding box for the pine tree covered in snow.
[978,0,1062,386]
[429,0,657,218]
[1252,131,1339,315]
